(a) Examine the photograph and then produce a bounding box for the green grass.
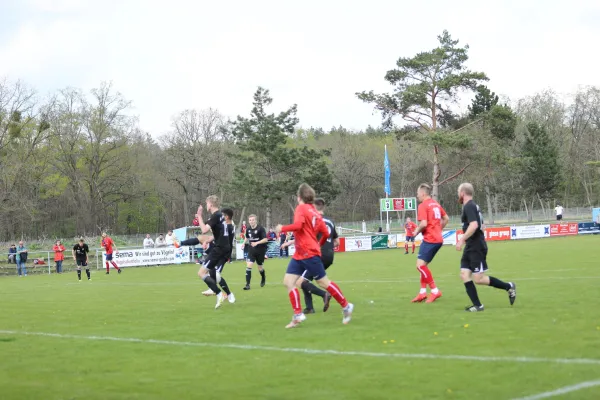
[1,236,599,400]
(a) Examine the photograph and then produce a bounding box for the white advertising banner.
[103,247,188,267]
[387,234,397,248]
[345,235,373,252]
[236,242,295,260]
[443,230,457,245]
[511,225,550,240]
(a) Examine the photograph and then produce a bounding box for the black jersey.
[73,243,89,260]
[246,225,267,252]
[461,200,486,246]
[319,216,338,255]
[207,210,230,251]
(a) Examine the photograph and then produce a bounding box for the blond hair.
[458,183,474,196]
[206,195,220,208]
[418,183,432,195]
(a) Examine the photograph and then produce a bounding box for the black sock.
[202,275,221,294]
[86,269,90,279]
[464,281,482,306]
[77,270,81,280]
[181,238,200,246]
[219,277,231,295]
[245,268,252,285]
[489,276,511,291]
[259,268,265,282]
[301,280,326,298]
[302,286,314,310]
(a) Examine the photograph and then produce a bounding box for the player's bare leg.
[315,276,353,324]
[284,273,306,328]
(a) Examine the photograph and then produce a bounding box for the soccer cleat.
[228,293,236,304]
[323,292,332,312]
[243,284,251,291]
[260,278,266,288]
[342,303,354,324]
[285,313,306,329]
[404,251,408,255]
[465,305,484,312]
[173,239,180,248]
[303,308,315,314]
[508,282,517,305]
[202,289,216,296]
[425,291,442,303]
[411,293,427,303]
[118,269,122,274]
[215,292,227,309]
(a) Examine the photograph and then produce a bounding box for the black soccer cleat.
[105,272,109,275]
[465,305,484,312]
[303,308,315,314]
[243,284,251,291]
[508,282,516,306]
[260,279,266,288]
[118,269,122,274]
[323,292,332,313]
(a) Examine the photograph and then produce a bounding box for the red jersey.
[417,198,447,244]
[282,203,329,260]
[404,221,417,237]
[102,237,114,254]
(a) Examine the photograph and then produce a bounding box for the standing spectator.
[165,230,175,246]
[16,241,28,277]
[279,231,288,257]
[53,240,66,274]
[241,221,247,235]
[8,244,16,264]
[143,234,155,248]
[267,229,276,241]
[554,204,564,221]
[155,234,167,247]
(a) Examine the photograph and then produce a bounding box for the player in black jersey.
[281,198,335,313]
[243,214,268,290]
[72,238,91,282]
[456,183,516,312]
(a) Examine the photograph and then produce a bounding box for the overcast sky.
[1,0,598,136]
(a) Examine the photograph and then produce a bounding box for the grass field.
[1,236,599,400]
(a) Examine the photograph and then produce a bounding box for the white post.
[48,251,51,275]
[385,195,390,232]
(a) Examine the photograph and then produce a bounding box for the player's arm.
[413,220,427,236]
[332,225,340,247]
[111,239,117,253]
[281,239,295,248]
[72,246,77,261]
[413,204,427,236]
[316,218,329,246]
[196,205,212,234]
[457,204,479,249]
[440,207,449,229]
[85,246,89,264]
[277,210,305,233]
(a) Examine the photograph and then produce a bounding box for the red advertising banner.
[550,223,579,236]
[485,226,511,241]
[334,237,346,252]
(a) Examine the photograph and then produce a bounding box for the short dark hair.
[297,183,315,204]
[222,208,234,219]
[314,198,325,211]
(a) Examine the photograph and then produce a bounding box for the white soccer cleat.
[215,292,227,309]
[202,289,216,296]
[228,293,236,304]
[285,313,306,329]
[342,303,354,325]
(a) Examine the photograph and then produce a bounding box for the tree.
[357,30,488,199]
[229,87,338,228]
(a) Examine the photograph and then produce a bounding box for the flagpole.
[385,145,390,233]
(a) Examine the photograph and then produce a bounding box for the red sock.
[288,288,302,314]
[412,243,416,253]
[420,274,427,289]
[326,282,349,308]
[111,261,120,271]
[105,262,110,272]
[429,280,437,290]
[418,265,436,286]
[405,243,408,252]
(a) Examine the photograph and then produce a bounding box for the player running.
[243,215,268,290]
[456,183,516,312]
[276,183,353,329]
[101,233,121,275]
[72,238,91,282]
[404,217,417,255]
[411,183,448,304]
[281,198,334,314]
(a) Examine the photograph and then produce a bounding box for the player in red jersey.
[276,183,354,329]
[404,217,417,254]
[101,232,121,275]
[411,183,448,303]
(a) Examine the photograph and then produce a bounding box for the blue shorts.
[286,256,326,280]
[417,241,442,263]
[405,236,415,242]
[105,253,113,261]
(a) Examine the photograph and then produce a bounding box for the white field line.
[0,330,600,367]
[512,379,600,399]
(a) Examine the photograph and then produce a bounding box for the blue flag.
[384,145,391,196]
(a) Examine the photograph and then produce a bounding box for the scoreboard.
[380,197,417,212]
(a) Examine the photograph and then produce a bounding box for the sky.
[1,0,599,137]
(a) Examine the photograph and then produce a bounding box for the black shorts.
[76,259,88,267]
[248,249,266,265]
[460,244,488,273]
[557,215,563,221]
[201,249,228,271]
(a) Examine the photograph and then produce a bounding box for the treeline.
[1,32,599,241]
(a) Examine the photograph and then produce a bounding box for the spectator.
[241,221,247,235]
[155,234,167,247]
[165,230,175,246]
[267,229,276,241]
[554,204,564,221]
[16,241,28,277]
[53,240,66,274]
[143,234,155,249]
[8,244,16,264]
[279,231,288,257]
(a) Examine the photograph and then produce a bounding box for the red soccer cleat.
[411,293,428,303]
[425,291,442,303]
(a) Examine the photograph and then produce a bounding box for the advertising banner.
[396,233,423,248]
[443,230,457,245]
[104,247,188,267]
[335,237,346,252]
[345,236,372,252]
[511,225,550,240]
[485,226,511,241]
[387,234,398,248]
[578,222,600,234]
[593,208,600,224]
[371,234,389,250]
[550,223,579,236]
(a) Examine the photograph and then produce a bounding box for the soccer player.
[281,198,335,314]
[276,183,353,328]
[456,183,516,312]
[101,233,121,275]
[72,238,91,281]
[404,217,417,255]
[243,215,268,290]
[411,183,448,304]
